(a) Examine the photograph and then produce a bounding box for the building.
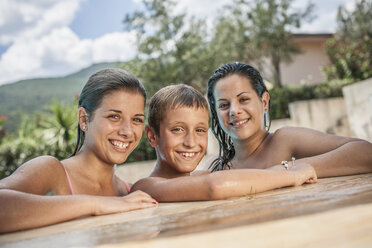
[280,33,334,85]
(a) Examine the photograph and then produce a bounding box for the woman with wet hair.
[206,62,372,177]
[0,68,157,233]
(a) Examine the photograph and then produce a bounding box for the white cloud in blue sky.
[0,0,351,85]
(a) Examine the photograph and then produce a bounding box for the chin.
[175,164,196,173]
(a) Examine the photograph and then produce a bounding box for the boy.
[131,84,317,202]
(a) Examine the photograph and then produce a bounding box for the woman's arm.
[131,163,316,202]
[275,127,372,178]
[0,156,156,233]
[0,189,156,233]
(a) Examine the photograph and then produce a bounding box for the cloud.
[0,0,82,45]
[0,28,138,85]
[0,0,350,85]
[0,0,138,85]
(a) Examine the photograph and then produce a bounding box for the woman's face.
[213,74,269,140]
[82,90,145,165]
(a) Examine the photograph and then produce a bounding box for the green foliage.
[0,101,78,179]
[336,0,372,39]
[324,36,372,81]
[221,0,314,87]
[269,79,352,119]
[0,115,6,144]
[0,62,117,134]
[123,0,215,95]
[0,98,157,179]
[323,0,372,81]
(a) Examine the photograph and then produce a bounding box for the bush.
[269,79,352,119]
[324,36,372,81]
[0,100,157,179]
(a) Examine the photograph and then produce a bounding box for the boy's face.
[151,106,209,174]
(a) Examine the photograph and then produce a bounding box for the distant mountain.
[0,62,120,133]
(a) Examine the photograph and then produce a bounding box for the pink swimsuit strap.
[62,165,75,195]
[61,164,130,195]
[122,180,131,193]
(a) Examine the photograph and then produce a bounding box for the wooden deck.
[1,173,372,247]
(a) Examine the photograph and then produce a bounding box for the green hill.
[0,62,120,133]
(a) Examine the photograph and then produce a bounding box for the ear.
[78,107,88,131]
[261,91,270,112]
[145,125,158,147]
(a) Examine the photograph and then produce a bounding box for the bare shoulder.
[191,170,210,176]
[130,176,165,193]
[0,155,65,193]
[271,126,361,157]
[273,126,358,142]
[272,126,308,138]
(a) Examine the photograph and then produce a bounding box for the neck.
[233,130,270,161]
[70,148,116,183]
[150,160,190,179]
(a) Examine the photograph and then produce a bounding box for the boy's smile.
[151,106,209,176]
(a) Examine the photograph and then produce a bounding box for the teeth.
[112,140,129,149]
[180,152,196,158]
[233,120,247,126]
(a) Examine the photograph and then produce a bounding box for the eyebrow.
[107,109,144,116]
[169,121,208,125]
[217,91,249,101]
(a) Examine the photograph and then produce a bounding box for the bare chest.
[230,140,292,169]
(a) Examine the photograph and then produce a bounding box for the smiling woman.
[0,68,157,233]
[206,62,372,177]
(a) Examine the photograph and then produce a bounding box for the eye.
[171,127,184,133]
[196,128,207,134]
[218,102,229,109]
[240,97,250,103]
[108,114,120,120]
[133,117,144,124]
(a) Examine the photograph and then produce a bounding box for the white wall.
[342,78,372,142]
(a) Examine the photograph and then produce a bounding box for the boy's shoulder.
[130,176,165,193]
[190,170,210,176]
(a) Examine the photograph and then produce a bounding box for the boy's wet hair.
[148,84,209,135]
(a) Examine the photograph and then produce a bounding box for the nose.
[183,131,196,148]
[229,101,242,118]
[118,120,134,138]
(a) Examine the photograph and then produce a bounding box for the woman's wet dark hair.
[207,62,270,172]
[71,68,146,156]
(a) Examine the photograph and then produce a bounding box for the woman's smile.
[109,139,131,152]
[229,118,250,128]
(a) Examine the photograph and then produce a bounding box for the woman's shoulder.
[0,155,66,193]
[22,155,64,171]
[272,126,313,139]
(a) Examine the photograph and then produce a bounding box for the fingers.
[126,201,158,211]
[124,190,158,204]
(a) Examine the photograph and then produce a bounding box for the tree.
[221,0,315,87]
[0,100,78,179]
[123,0,214,94]
[336,0,372,39]
[324,0,372,81]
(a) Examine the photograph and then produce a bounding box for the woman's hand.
[93,190,158,216]
[289,163,317,186]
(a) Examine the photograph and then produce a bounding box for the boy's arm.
[131,164,317,202]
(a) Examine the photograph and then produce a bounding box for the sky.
[0,0,354,86]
